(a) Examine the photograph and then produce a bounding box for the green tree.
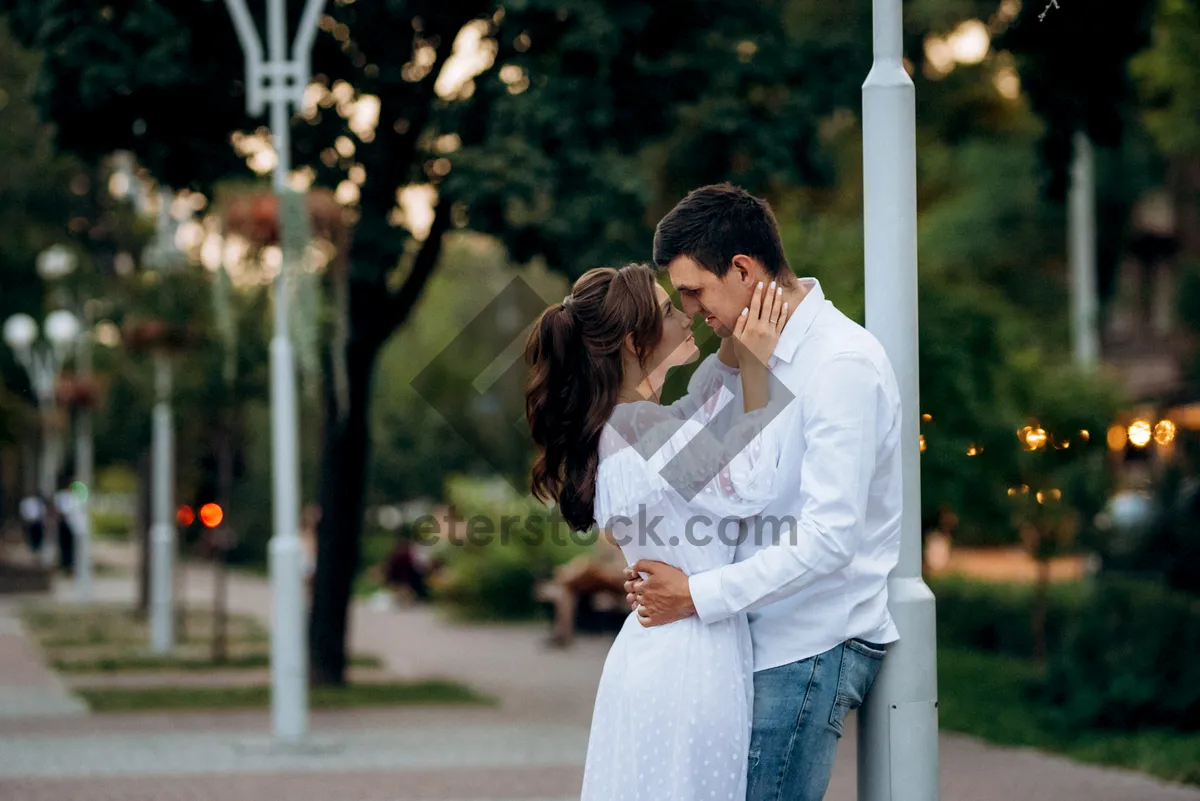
[0,21,149,516]
[2,0,886,684]
[1131,0,1200,160]
[1007,363,1123,663]
[1130,0,1200,280]
[0,19,81,457]
[996,0,1157,200]
[0,20,78,318]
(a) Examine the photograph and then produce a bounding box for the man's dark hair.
[652,183,790,278]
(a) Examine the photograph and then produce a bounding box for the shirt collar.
[771,278,823,366]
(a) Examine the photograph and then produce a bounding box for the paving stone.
[0,542,1191,801]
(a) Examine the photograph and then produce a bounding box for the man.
[19,494,46,558]
[627,183,903,801]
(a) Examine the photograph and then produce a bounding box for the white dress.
[580,361,783,801]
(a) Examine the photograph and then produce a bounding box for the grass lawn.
[22,603,383,673]
[939,648,1200,787]
[92,560,130,577]
[75,679,494,713]
[52,651,383,673]
[22,603,269,648]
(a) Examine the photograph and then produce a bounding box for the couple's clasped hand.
[623,560,693,627]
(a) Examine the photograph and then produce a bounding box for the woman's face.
[644,283,699,373]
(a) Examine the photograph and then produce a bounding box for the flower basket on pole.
[55,373,103,410]
[121,316,201,355]
[223,188,345,247]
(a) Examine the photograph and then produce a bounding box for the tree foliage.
[996,0,1157,199]
[4,0,1174,678]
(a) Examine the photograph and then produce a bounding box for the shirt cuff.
[689,568,735,624]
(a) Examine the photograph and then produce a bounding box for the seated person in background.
[383,534,433,603]
[545,533,628,648]
[299,503,320,590]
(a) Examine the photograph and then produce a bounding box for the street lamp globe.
[45,310,81,348]
[36,245,78,281]
[3,313,38,351]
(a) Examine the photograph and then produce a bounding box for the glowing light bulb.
[1128,420,1152,449]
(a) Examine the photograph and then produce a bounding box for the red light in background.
[199,503,224,528]
[176,505,195,526]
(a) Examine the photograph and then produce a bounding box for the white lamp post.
[1069,131,1100,369]
[37,245,78,282]
[5,309,79,571]
[146,187,180,655]
[35,245,95,602]
[148,347,175,654]
[223,0,325,743]
[45,311,82,583]
[859,1,940,799]
[72,303,96,605]
[44,311,82,349]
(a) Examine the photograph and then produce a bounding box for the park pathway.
[0,540,1197,801]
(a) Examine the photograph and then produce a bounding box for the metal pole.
[37,394,57,568]
[149,354,175,653]
[148,187,177,654]
[1069,131,1099,369]
[74,315,94,603]
[266,0,308,743]
[859,1,940,799]
[224,0,323,745]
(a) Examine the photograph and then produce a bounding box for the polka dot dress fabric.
[581,396,779,801]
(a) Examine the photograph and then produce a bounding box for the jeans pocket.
[828,640,886,736]
[847,638,887,661]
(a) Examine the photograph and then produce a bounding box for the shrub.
[430,476,591,620]
[934,576,1200,733]
[92,510,132,539]
[1043,578,1200,732]
[931,575,1088,658]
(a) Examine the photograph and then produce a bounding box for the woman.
[525,263,788,801]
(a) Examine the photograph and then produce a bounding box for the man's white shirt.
[687,278,903,672]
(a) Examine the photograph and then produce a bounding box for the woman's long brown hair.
[525,264,662,531]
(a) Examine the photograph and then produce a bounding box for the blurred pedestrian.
[299,503,320,589]
[54,488,77,574]
[18,494,45,558]
[382,534,430,602]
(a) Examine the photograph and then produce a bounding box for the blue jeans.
[746,639,887,801]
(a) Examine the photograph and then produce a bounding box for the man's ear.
[730,254,757,284]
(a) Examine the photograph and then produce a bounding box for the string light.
[1108,424,1128,451]
[1154,420,1176,446]
[1128,420,1152,449]
[1019,425,1047,450]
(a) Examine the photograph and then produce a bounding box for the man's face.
[666,255,755,338]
